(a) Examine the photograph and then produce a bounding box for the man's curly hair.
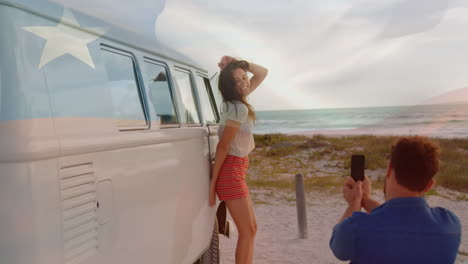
[391,136,440,192]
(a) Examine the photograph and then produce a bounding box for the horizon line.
[255,101,468,112]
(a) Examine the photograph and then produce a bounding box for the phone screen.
[351,155,365,181]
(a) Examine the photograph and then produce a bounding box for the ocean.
[253,103,468,138]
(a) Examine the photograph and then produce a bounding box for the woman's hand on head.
[218,55,235,70]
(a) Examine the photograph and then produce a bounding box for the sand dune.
[423,87,468,105]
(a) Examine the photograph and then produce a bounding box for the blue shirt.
[330,197,461,264]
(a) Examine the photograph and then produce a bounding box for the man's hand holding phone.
[361,176,381,213]
[343,177,363,206]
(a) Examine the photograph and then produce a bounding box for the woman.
[209,55,268,264]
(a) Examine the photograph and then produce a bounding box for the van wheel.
[198,220,220,264]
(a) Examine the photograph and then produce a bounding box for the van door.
[195,74,220,163]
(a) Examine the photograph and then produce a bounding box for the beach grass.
[248,176,349,192]
[425,189,439,196]
[249,134,468,193]
[456,194,468,201]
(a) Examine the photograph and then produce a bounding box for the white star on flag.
[23,9,105,69]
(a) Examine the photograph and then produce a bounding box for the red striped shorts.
[215,155,250,201]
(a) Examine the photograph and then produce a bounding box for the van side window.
[143,61,178,125]
[209,74,223,115]
[173,70,200,124]
[102,49,147,128]
[195,75,219,124]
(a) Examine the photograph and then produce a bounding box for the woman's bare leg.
[247,197,257,262]
[225,197,257,264]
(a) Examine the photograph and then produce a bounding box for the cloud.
[336,0,449,39]
[156,0,468,110]
[299,0,468,107]
[378,0,449,39]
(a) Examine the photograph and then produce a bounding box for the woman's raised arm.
[247,62,268,94]
[217,55,268,95]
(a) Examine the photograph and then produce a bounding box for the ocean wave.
[256,120,293,124]
[254,104,468,137]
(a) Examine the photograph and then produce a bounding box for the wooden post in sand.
[295,173,308,239]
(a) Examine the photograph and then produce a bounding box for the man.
[330,136,461,264]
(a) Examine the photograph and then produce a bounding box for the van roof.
[0,0,207,73]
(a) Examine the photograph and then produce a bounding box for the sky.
[154,0,468,111]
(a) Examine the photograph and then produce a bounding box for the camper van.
[0,1,227,263]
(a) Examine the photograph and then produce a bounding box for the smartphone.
[351,155,365,182]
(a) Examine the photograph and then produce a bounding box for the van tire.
[199,219,220,264]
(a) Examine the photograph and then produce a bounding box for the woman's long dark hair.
[218,60,256,121]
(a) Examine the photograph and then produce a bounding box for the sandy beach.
[220,187,468,264]
[219,134,468,263]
